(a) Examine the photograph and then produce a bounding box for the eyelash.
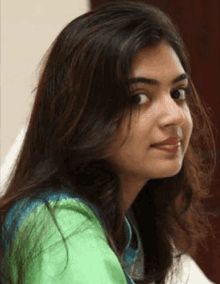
[130,86,191,106]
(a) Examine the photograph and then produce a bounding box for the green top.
[1,189,143,283]
[2,188,216,283]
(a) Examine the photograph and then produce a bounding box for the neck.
[120,174,149,213]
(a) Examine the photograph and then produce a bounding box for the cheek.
[186,108,193,137]
[183,109,193,152]
[106,118,132,155]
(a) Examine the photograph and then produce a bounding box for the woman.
[0,1,217,283]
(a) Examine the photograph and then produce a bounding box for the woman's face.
[107,41,193,183]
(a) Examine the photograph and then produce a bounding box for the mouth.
[151,141,181,153]
[152,141,181,147]
[151,137,182,147]
[151,139,182,147]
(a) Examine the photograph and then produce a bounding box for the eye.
[130,86,191,106]
[130,93,149,105]
[171,87,191,101]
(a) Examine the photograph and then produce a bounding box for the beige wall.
[1,0,90,192]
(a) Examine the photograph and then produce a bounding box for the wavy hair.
[0,1,218,283]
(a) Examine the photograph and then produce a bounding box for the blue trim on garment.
[123,215,142,281]
[124,216,141,265]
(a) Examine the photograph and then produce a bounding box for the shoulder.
[3,189,128,284]
[3,188,107,250]
[24,188,106,236]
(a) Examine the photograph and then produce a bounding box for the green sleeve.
[5,198,128,284]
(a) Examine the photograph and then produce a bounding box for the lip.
[151,137,181,146]
[152,142,181,153]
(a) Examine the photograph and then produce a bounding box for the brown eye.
[131,94,149,105]
[171,87,191,101]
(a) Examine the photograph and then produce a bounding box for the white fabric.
[166,254,215,284]
[1,126,26,196]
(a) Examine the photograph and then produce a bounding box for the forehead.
[130,42,185,82]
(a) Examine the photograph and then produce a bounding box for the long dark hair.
[0,1,217,283]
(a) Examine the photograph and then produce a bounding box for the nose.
[156,93,185,126]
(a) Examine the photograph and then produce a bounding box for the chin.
[145,164,183,179]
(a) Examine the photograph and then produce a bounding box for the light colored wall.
[1,0,90,193]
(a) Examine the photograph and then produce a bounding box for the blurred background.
[1,0,219,282]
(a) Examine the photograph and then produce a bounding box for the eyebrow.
[128,73,188,86]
